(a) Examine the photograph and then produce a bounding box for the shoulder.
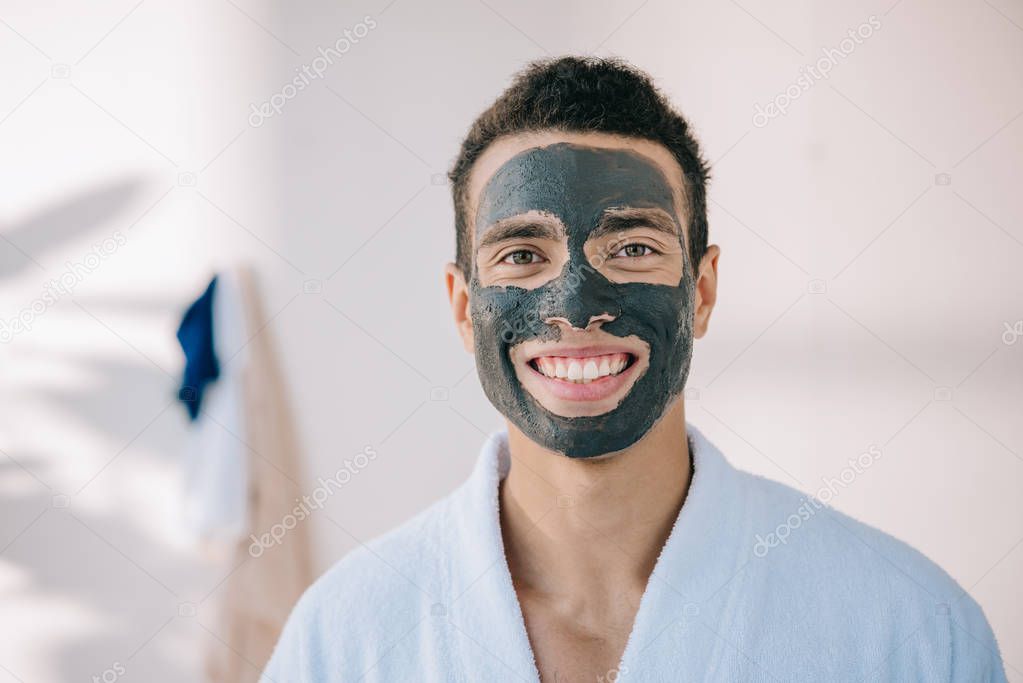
[739,467,957,599]
[735,468,1006,680]
[260,493,457,681]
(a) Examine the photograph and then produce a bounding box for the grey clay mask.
[470,143,695,458]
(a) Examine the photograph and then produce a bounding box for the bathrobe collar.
[446,423,749,681]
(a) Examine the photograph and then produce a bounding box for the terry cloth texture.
[262,425,1006,682]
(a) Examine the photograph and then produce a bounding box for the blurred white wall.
[1,0,1021,680]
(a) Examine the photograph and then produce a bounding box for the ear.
[444,262,475,353]
[693,244,720,339]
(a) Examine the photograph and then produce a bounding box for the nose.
[544,312,616,330]
[537,266,622,329]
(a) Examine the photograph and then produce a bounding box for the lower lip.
[527,358,639,402]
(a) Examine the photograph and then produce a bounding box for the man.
[262,57,1005,681]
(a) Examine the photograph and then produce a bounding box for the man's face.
[460,133,698,458]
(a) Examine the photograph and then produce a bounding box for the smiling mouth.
[527,352,637,384]
[514,341,648,415]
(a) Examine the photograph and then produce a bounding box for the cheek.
[470,286,541,348]
[611,282,693,341]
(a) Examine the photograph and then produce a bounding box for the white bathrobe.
[261,425,1005,682]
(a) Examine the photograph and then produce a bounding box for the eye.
[612,243,658,258]
[502,249,545,265]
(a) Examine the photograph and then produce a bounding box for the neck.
[499,399,692,606]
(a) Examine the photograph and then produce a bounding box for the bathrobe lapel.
[444,425,751,682]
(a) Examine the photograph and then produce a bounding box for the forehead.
[475,142,677,233]
[467,131,688,229]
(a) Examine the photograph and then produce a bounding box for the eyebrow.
[477,214,565,250]
[588,207,681,242]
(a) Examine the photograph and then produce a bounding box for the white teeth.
[567,360,583,381]
[533,353,632,383]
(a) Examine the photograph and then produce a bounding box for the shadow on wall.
[0,476,219,681]
[0,176,229,680]
[2,281,312,680]
[0,177,145,278]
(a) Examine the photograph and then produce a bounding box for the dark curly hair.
[448,56,710,278]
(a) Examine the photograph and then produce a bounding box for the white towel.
[181,269,250,542]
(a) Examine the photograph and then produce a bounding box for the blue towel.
[176,276,219,420]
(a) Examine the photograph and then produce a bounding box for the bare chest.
[518,594,637,683]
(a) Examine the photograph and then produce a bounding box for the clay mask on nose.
[469,142,695,458]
